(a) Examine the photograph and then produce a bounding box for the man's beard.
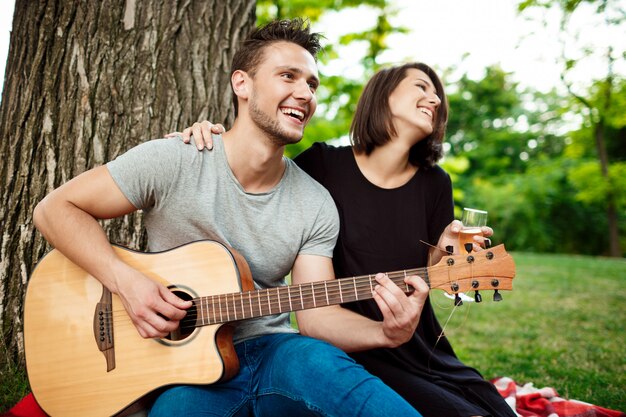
[249,95,303,147]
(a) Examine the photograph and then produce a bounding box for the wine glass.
[459,208,488,251]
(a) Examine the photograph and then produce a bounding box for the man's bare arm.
[292,254,429,352]
[33,166,191,338]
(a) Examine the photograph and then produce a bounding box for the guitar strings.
[426,291,473,373]
[102,284,467,331]
[96,255,504,355]
[99,252,505,329]
[178,261,489,325]
[100,279,472,326]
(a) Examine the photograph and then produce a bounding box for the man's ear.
[231,70,251,100]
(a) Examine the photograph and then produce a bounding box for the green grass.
[1,252,625,413]
[0,356,29,413]
[431,251,626,412]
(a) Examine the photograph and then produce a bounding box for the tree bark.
[0,0,256,367]
[594,98,622,258]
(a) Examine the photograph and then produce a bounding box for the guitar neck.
[193,267,429,326]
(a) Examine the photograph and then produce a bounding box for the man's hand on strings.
[113,265,192,339]
[372,273,429,348]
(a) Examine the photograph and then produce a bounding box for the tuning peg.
[464,243,473,253]
[484,238,492,249]
[493,290,503,302]
[474,291,482,303]
[454,294,463,306]
[446,245,454,254]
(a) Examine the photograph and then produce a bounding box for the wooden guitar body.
[24,239,515,416]
[24,240,252,417]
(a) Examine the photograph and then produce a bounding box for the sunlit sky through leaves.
[0,0,623,99]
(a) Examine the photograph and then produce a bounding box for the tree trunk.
[594,117,622,257]
[0,0,256,368]
[594,52,621,258]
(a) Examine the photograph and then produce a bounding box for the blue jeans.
[149,333,421,417]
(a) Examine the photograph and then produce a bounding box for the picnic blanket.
[492,377,625,417]
[0,392,147,417]
[0,393,46,417]
[3,379,624,417]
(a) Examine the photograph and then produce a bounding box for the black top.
[295,142,484,382]
[295,142,517,417]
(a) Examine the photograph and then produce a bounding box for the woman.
[177,62,516,417]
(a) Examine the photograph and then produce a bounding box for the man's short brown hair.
[231,18,323,116]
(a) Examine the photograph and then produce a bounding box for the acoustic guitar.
[24,240,515,417]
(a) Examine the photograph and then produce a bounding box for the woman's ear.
[231,70,250,100]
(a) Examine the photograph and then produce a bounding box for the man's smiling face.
[246,41,319,146]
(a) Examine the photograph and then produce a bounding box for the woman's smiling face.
[387,68,442,143]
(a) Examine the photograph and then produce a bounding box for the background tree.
[443,65,579,253]
[517,0,625,256]
[444,63,624,256]
[0,0,256,371]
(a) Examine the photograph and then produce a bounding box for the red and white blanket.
[492,377,625,417]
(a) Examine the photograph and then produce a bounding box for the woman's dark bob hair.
[350,62,448,168]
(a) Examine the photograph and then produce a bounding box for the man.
[34,19,427,416]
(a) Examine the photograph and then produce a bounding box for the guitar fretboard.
[193,268,429,326]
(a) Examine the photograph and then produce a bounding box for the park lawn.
[2,251,625,413]
[431,250,625,412]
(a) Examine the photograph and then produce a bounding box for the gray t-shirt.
[106,135,339,342]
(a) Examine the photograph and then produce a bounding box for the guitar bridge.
[93,286,116,372]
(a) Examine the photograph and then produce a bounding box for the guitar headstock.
[428,244,515,298]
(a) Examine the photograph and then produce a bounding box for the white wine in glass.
[460,208,488,250]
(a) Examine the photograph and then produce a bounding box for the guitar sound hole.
[163,290,197,342]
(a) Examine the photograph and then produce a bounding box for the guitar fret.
[208,296,212,324]
[240,294,245,320]
[324,281,329,305]
[338,280,343,302]
[267,291,271,314]
[299,283,312,310]
[206,296,210,324]
[198,298,204,325]
[299,286,304,310]
[287,286,293,311]
[207,296,213,324]
[369,275,374,293]
[276,288,282,313]
[339,279,352,303]
[353,278,358,300]
[222,294,232,321]
[217,295,224,323]
[311,282,316,308]
[249,292,254,318]
[257,292,262,316]
[212,297,217,324]
[209,296,214,325]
